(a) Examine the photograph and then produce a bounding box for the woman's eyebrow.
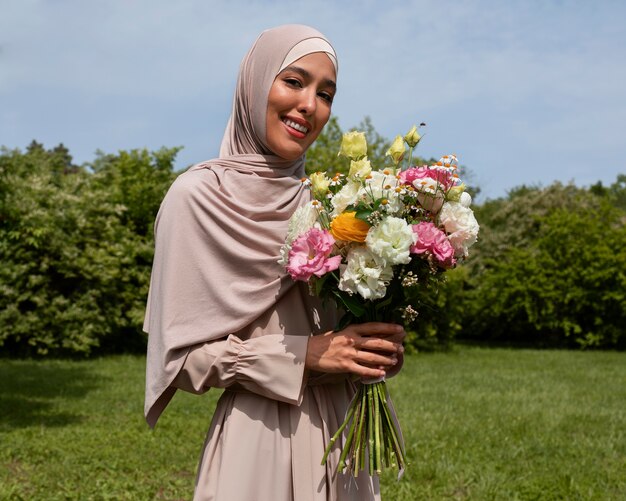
[280,65,337,91]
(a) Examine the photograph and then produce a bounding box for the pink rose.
[286,228,342,281]
[410,222,456,269]
[399,166,455,192]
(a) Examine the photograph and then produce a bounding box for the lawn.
[1,348,624,500]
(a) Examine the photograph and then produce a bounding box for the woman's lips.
[282,117,310,138]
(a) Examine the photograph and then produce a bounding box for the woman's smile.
[282,116,311,137]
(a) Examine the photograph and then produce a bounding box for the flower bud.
[446,183,466,202]
[459,191,472,207]
[348,157,372,179]
[309,171,331,199]
[386,135,407,165]
[338,131,368,160]
[403,125,422,148]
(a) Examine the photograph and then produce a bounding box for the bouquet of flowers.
[279,124,479,477]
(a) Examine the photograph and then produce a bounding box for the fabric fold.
[234,334,309,404]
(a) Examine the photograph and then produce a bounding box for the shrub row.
[1,139,624,355]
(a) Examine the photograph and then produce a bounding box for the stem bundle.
[322,380,406,477]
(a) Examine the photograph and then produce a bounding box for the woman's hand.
[305,323,406,379]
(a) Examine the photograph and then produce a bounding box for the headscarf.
[144,25,338,427]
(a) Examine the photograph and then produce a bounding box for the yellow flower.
[348,157,372,179]
[403,125,422,148]
[330,211,370,242]
[447,183,466,202]
[338,131,368,160]
[386,135,406,165]
[309,171,331,199]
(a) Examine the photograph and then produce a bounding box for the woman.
[144,25,405,501]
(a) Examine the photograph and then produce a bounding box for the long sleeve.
[172,333,309,405]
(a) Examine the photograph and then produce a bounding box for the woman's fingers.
[353,347,398,367]
[349,361,387,379]
[305,323,406,378]
[349,322,404,338]
[347,323,405,354]
[356,336,403,354]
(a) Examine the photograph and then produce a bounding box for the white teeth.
[284,119,308,134]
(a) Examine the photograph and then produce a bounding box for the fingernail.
[398,345,405,354]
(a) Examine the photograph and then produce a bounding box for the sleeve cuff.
[232,334,309,405]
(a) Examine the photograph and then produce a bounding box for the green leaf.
[332,290,366,318]
[355,209,373,224]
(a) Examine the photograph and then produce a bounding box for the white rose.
[285,202,319,243]
[278,202,320,265]
[439,201,479,257]
[459,191,472,208]
[366,216,416,266]
[338,247,393,300]
[331,180,361,216]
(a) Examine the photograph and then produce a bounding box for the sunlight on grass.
[1,349,624,500]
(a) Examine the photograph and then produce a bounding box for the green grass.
[1,348,625,500]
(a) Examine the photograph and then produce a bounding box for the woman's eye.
[318,92,334,104]
[284,78,302,88]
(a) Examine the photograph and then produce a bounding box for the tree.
[305,115,345,175]
[0,144,178,356]
[460,181,626,349]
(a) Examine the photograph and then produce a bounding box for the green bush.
[4,133,623,355]
[0,142,178,356]
[461,181,626,349]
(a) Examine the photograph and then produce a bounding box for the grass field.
[1,348,625,500]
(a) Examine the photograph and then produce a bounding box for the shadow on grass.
[0,361,102,430]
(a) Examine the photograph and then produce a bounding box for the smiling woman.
[266,52,336,160]
[143,25,405,501]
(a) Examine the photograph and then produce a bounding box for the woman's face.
[265,52,336,161]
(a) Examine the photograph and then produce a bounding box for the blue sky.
[1,0,624,200]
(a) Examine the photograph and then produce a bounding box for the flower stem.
[373,382,382,474]
[367,385,375,474]
[322,396,358,466]
[337,397,359,470]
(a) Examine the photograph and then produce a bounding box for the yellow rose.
[403,125,422,148]
[348,157,372,179]
[386,135,406,165]
[309,171,331,199]
[447,183,466,202]
[338,131,368,160]
[330,211,370,242]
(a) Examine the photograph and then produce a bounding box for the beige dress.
[171,282,381,501]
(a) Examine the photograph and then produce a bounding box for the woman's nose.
[297,89,316,115]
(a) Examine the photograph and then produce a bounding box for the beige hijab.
[144,25,338,427]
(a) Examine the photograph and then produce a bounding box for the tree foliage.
[306,115,424,175]
[2,122,624,356]
[0,143,178,356]
[460,181,626,349]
